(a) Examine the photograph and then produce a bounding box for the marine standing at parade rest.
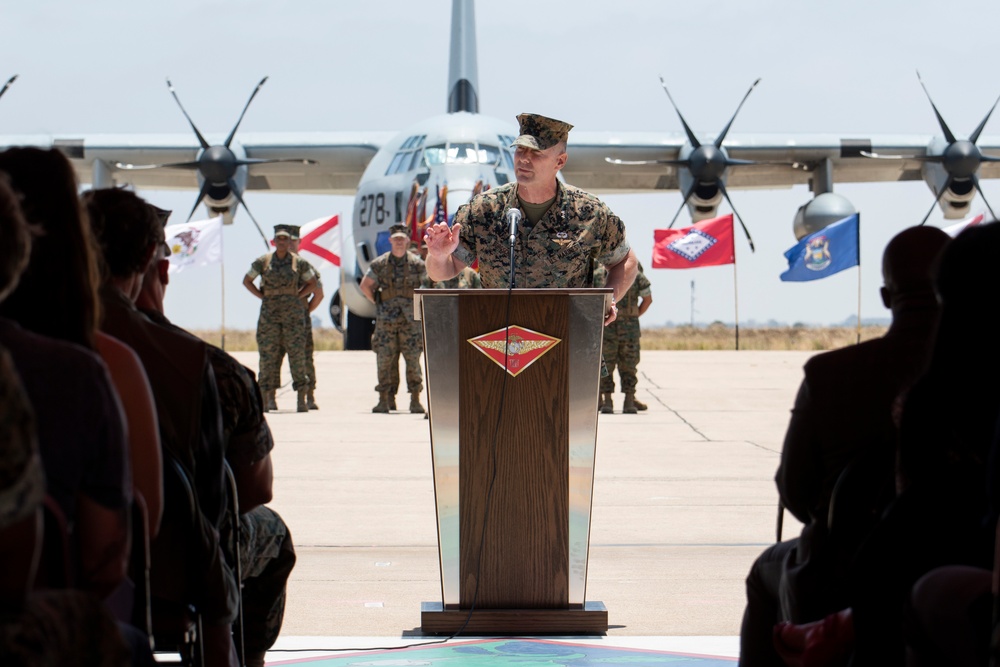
[278,225,324,410]
[423,113,637,323]
[595,262,653,413]
[360,224,429,414]
[243,224,317,413]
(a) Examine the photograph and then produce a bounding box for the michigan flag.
[780,213,859,282]
[164,215,223,274]
[652,214,735,269]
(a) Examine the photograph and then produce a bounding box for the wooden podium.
[415,288,611,635]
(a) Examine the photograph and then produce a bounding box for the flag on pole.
[164,215,223,274]
[296,214,341,269]
[780,213,859,282]
[942,212,985,238]
[652,213,735,269]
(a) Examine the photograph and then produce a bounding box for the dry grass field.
[193,324,887,352]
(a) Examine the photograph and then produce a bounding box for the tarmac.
[232,349,814,661]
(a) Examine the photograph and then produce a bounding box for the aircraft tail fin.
[447,0,479,113]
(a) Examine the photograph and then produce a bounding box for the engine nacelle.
[793,192,857,240]
[922,138,976,220]
[677,165,724,222]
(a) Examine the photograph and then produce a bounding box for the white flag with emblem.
[164,215,223,274]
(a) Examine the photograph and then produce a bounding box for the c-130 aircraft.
[2,0,999,349]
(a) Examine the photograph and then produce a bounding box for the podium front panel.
[419,289,607,610]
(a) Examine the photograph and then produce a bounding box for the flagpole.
[855,213,861,345]
[220,225,227,351]
[733,260,740,351]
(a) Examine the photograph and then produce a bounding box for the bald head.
[881,226,950,302]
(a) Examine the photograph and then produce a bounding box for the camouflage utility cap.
[274,224,293,238]
[389,224,409,238]
[511,113,574,151]
[288,225,301,240]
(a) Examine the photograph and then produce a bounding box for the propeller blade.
[715,78,761,148]
[185,179,214,223]
[0,74,17,100]
[166,78,210,150]
[226,179,270,247]
[918,174,953,226]
[115,160,202,171]
[605,156,690,167]
[224,76,269,148]
[723,158,759,167]
[234,157,317,167]
[980,155,1000,163]
[971,174,999,221]
[969,91,1000,144]
[668,182,698,229]
[717,181,755,252]
[916,71,957,144]
[659,76,701,149]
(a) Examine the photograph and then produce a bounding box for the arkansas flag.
[296,214,341,270]
[164,215,223,274]
[652,214,735,269]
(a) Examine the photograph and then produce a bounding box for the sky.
[3,0,999,331]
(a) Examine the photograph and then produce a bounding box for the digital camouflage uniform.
[452,180,631,288]
[432,266,482,289]
[276,259,320,392]
[246,252,315,392]
[595,264,651,396]
[365,250,428,397]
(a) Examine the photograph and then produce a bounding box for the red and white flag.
[652,213,735,269]
[296,214,341,269]
[942,212,985,238]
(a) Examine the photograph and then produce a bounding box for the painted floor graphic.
[267,637,737,666]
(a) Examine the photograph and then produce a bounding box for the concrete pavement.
[233,349,811,640]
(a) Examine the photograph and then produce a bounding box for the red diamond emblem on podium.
[468,325,561,377]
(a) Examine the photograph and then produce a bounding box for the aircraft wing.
[564,131,1000,193]
[0,131,395,195]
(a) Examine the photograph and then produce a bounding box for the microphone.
[506,207,522,289]
[506,207,522,248]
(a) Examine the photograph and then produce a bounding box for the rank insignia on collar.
[467,325,561,377]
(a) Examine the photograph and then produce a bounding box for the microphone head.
[506,208,523,224]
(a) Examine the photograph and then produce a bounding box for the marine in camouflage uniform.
[432,265,482,289]
[426,113,636,303]
[243,224,317,412]
[275,226,324,410]
[361,224,429,413]
[595,263,653,413]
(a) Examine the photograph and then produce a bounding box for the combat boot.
[264,389,277,412]
[599,393,614,414]
[307,388,319,410]
[409,391,425,414]
[297,388,308,413]
[623,392,638,414]
[634,397,648,411]
[388,394,397,411]
[372,392,390,413]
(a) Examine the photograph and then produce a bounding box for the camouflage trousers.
[600,316,641,394]
[257,299,310,391]
[276,310,316,390]
[372,316,423,394]
[222,505,296,657]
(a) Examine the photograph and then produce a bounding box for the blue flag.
[780,213,860,282]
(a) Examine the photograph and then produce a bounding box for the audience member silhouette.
[84,187,240,667]
[135,215,297,667]
[739,226,950,666]
[0,172,130,667]
[770,221,1000,667]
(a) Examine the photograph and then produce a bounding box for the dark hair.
[0,147,100,349]
[0,173,32,302]
[82,188,163,280]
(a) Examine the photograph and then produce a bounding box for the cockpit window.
[498,135,516,171]
[419,141,503,168]
[384,135,427,176]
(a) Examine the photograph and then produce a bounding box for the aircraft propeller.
[606,77,765,251]
[115,77,315,246]
[0,74,18,100]
[862,71,1000,225]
